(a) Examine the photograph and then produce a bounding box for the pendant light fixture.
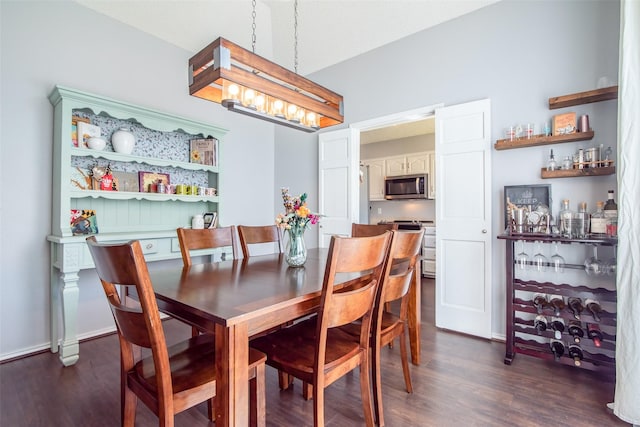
[188,0,343,132]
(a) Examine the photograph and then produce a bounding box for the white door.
[318,129,359,248]
[435,99,492,338]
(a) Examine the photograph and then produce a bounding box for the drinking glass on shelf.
[533,241,548,272]
[584,245,603,276]
[515,240,529,271]
[604,246,617,276]
[550,243,565,273]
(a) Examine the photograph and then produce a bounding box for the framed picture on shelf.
[70,209,99,235]
[138,171,170,193]
[77,121,101,149]
[203,212,218,229]
[71,116,90,147]
[503,184,552,228]
[112,171,139,192]
[552,112,576,135]
[190,137,218,166]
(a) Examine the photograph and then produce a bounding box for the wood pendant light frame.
[189,37,344,130]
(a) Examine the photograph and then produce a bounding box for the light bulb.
[243,89,256,108]
[255,94,266,112]
[287,103,298,121]
[272,99,285,117]
[228,84,240,97]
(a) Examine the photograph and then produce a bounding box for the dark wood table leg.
[215,322,250,426]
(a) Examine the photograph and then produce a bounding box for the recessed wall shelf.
[548,85,618,109]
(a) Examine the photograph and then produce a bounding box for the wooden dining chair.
[176,226,239,267]
[176,226,239,337]
[237,224,283,258]
[351,222,398,237]
[368,229,423,426]
[251,232,392,427]
[86,236,267,427]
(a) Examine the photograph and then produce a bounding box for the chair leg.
[302,381,313,400]
[372,340,384,427]
[191,326,200,337]
[312,380,325,427]
[399,328,413,393]
[207,398,215,421]
[122,386,137,427]
[250,364,266,427]
[359,354,375,427]
[278,371,293,390]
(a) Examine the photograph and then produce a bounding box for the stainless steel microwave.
[384,174,429,200]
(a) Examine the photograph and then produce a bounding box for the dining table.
[149,247,422,426]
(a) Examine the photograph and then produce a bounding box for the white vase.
[111,128,135,154]
[87,136,106,151]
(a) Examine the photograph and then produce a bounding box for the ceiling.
[74,0,498,142]
[74,0,500,76]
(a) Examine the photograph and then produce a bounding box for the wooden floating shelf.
[549,85,618,110]
[494,131,594,150]
[541,166,615,179]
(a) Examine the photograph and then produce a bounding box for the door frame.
[349,104,444,221]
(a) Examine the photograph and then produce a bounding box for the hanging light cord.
[294,0,299,74]
[251,0,257,53]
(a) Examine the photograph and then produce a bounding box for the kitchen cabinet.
[384,151,431,176]
[428,151,435,199]
[498,233,616,373]
[48,85,227,366]
[364,158,385,201]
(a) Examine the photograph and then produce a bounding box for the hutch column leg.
[504,239,515,364]
[58,271,80,366]
[50,250,60,353]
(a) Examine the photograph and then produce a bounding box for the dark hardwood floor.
[0,279,627,426]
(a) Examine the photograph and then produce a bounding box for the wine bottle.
[549,295,565,316]
[533,294,547,314]
[567,320,584,343]
[590,201,607,236]
[587,323,603,348]
[550,340,565,361]
[603,190,618,237]
[551,317,565,340]
[568,343,584,366]
[568,297,584,320]
[585,298,603,322]
[534,315,548,334]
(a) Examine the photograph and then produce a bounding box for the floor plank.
[0,279,627,426]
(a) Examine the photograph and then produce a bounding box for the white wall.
[0,1,277,359]
[275,0,620,337]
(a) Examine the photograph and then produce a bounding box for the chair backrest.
[379,230,424,305]
[351,222,398,237]
[316,232,392,362]
[176,226,238,266]
[85,236,173,399]
[237,224,283,257]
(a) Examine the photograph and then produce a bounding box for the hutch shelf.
[48,86,227,366]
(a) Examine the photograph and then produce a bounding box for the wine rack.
[498,234,617,373]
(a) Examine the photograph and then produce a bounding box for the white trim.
[349,104,444,132]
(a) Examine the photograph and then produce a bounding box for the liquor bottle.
[550,339,565,361]
[549,295,565,316]
[547,149,557,171]
[604,190,618,237]
[590,201,607,236]
[558,199,574,238]
[568,344,584,366]
[568,297,584,320]
[587,323,603,347]
[533,294,547,314]
[585,298,603,322]
[551,317,565,340]
[574,202,589,238]
[568,320,584,343]
[534,315,548,334]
